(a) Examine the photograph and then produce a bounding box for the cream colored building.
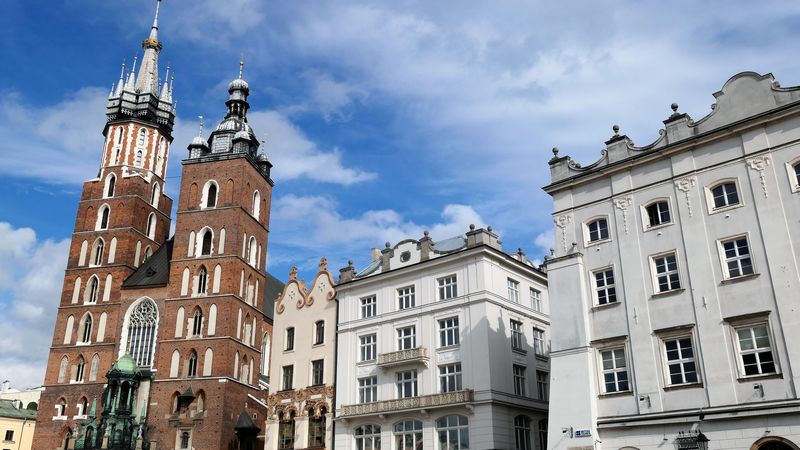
[0,382,42,413]
[0,399,36,450]
[265,259,337,450]
[544,72,800,450]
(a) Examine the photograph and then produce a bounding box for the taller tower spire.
[135,0,162,94]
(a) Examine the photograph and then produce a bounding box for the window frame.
[358,376,378,403]
[360,295,377,319]
[584,216,611,245]
[314,320,325,345]
[786,159,800,193]
[438,316,460,348]
[396,325,417,350]
[597,345,630,394]
[359,333,377,362]
[536,370,549,401]
[706,178,743,213]
[437,274,458,300]
[435,415,469,450]
[650,251,682,294]
[514,415,532,450]
[730,319,779,379]
[642,198,673,230]
[533,328,546,357]
[717,234,756,280]
[507,278,520,303]
[510,319,525,353]
[396,369,418,398]
[311,359,324,386]
[438,362,463,393]
[397,285,416,310]
[512,364,527,397]
[591,266,618,306]
[530,287,542,312]
[284,327,295,352]
[659,333,701,387]
[281,365,294,391]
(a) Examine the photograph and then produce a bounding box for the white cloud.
[283,70,369,122]
[0,223,70,389]
[0,88,107,184]
[268,194,484,271]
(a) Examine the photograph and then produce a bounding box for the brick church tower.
[32,2,276,449]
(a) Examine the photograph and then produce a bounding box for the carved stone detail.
[674,177,697,217]
[747,155,771,198]
[554,214,572,254]
[613,197,633,234]
[377,347,429,367]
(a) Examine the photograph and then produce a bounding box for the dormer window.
[586,218,609,242]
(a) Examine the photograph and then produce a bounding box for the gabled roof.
[122,239,173,288]
[234,410,261,432]
[0,399,37,420]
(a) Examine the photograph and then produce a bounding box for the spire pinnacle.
[151,0,161,34]
[239,53,245,79]
[198,115,205,138]
[160,64,171,99]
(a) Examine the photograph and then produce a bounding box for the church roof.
[262,272,284,322]
[122,239,173,288]
[109,354,138,375]
[234,411,260,431]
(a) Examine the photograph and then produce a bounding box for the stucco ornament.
[674,176,697,217]
[613,196,633,234]
[554,214,573,254]
[747,155,771,198]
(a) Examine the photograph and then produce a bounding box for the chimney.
[465,224,502,250]
[1,380,9,393]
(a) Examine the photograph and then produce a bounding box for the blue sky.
[1,0,800,388]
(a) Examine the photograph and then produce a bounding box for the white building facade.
[334,226,551,450]
[544,72,800,450]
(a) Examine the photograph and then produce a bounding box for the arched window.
[538,419,548,450]
[192,308,203,336]
[80,314,93,343]
[241,356,249,383]
[436,415,469,449]
[58,356,69,383]
[89,354,100,381]
[196,390,205,412]
[91,238,105,266]
[243,314,252,345]
[187,351,198,377]
[84,427,94,448]
[135,150,143,168]
[709,180,740,209]
[143,246,152,262]
[56,398,67,417]
[85,276,99,304]
[278,412,296,450]
[314,321,325,345]
[248,237,257,266]
[97,206,110,230]
[180,431,190,449]
[203,181,218,208]
[146,213,156,240]
[793,161,800,186]
[135,129,146,168]
[307,407,327,447]
[252,190,260,219]
[104,174,116,198]
[123,298,158,366]
[260,333,271,375]
[514,415,532,450]
[78,397,88,417]
[197,267,208,295]
[586,217,609,243]
[200,229,213,256]
[394,420,423,449]
[75,356,86,382]
[151,183,161,207]
[355,425,381,450]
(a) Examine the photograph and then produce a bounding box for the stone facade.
[265,261,337,450]
[334,227,550,450]
[544,72,800,450]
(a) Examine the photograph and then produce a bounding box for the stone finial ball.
[469,224,476,230]
[385,242,391,248]
[552,147,559,156]
[612,124,620,134]
[424,230,429,237]
[671,102,679,112]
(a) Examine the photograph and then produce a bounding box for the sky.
[1,0,800,388]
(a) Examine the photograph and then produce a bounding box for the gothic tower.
[33,2,175,448]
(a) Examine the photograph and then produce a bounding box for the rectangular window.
[530,288,541,312]
[396,370,418,398]
[736,324,776,376]
[513,364,527,396]
[439,363,463,393]
[721,237,754,278]
[653,253,681,292]
[600,348,629,393]
[587,218,609,242]
[438,317,460,347]
[397,286,416,310]
[594,268,617,305]
[438,275,458,300]
[358,376,377,403]
[360,295,377,319]
[533,328,546,356]
[359,334,377,362]
[536,370,549,401]
[4,431,13,442]
[646,201,671,227]
[712,182,739,209]
[663,337,698,385]
[511,320,525,352]
[397,325,416,350]
[285,327,295,351]
[311,359,324,386]
[508,278,520,303]
[281,365,293,391]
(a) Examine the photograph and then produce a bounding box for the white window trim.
[595,341,631,395]
[590,265,618,306]
[704,177,744,215]
[649,250,682,294]
[785,159,800,193]
[507,278,520,303]
[437,274,458,300]
[716,233,757,280]
[657,329,702,387]
[727,316,780,379]
[360,295,378,319]
[583,215,612,246]
[640,197,674,232]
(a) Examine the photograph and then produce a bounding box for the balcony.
[377,347,429,368]
[340,390,473,418]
